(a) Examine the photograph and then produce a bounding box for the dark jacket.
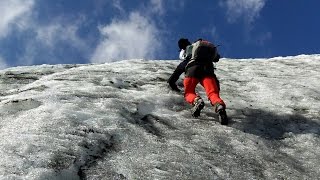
[185,60,220,91]
[185,60,216,79]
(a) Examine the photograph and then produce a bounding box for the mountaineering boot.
[216,104,228,125]
[191,97,205,117]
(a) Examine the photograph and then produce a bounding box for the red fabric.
[184,77,225,107]
[184,77,199,104]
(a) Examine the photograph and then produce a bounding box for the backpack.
[189,40,220,62]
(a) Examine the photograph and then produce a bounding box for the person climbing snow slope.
[179,38,228,125]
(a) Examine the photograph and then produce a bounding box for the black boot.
[191,97,204,117]
[216,104,228,125]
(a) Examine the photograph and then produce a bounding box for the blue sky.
[0,0,319,69]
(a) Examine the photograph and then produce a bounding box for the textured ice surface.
[0,56,320,179]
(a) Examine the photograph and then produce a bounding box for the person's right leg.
[200,76,225,110]
[200,76,228,124]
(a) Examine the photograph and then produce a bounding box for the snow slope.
[0,55,320,180]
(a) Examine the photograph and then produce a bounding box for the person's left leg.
[183,77,199,104]
[184,77,204,117]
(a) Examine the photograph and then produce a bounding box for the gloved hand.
[168,83,181,92]
[213,53,221,62]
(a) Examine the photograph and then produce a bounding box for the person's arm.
[179,49,186,60]
[167,50,189,92]
[184,45,193,60]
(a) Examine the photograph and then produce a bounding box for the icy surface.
[0,55,320,179]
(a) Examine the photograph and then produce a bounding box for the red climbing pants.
[184,76,225,107]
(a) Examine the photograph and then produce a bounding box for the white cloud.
[9,18,90,66]
[0,56,8,70]
[222,0,266,24]
[112,0,125,14]
[209,27,218,38]
[91,12,162,63]
[150,0,185,15]
[257,31,272,45]
[35,22,88,51]
[0,0,90,66]
[150,0,165,15]
[1,0,167,66]
[15,16,90,66]
[0,0,34,38]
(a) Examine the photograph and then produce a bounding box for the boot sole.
[192,102,204,117]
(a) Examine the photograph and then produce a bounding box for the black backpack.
[190,40,220,62]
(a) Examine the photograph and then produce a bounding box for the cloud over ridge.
[0,0,34,38]
[0,56,7,69]
[223,0,266,24]
[91,12,162,63]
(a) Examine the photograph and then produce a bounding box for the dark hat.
[178,38,191,50]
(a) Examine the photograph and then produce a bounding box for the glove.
[168,83,181,92]
[213,53,221,62]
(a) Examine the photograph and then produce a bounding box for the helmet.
[178,38,191,50]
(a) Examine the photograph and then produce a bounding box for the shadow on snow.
[230,108,320,140]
